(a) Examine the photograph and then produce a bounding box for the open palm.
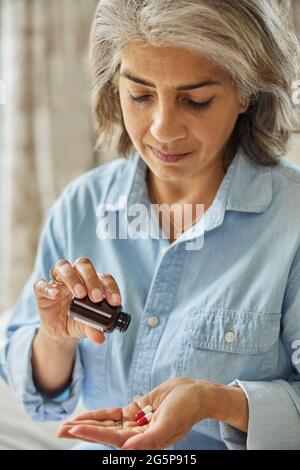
[57,377,206,450]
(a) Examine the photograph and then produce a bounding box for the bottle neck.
[116,311,131,332]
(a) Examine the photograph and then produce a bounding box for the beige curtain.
[288,1,300,163]
[0,0,100,312]
[292,0,300,32]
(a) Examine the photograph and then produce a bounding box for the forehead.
[120,43,227,84]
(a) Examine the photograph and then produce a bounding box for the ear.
[238,98,250,114]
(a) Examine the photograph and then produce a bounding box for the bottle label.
[72,314,104,332]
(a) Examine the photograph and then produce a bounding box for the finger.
[47,279,70,297]
[73,258,105,303]
[63,424,140,448]
[61,419,116,427]
[57,426,82,439]
[66,311,106,343]
[125,421,149,430]
[122,401,141,421]
[85,326,106,345]
[56,426,98,443]
[128,392,156,417]
[51,259,87,299]
[62,419,143,432]
[33,278,62,301]
[97,273,122,306]
[64,407,123,423]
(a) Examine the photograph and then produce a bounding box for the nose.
[150,102,187,143]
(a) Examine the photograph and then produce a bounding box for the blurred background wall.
[0,0,101,312]
[0,0,300,313]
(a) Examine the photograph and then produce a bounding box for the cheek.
[122,104,150,140]
[196,105,239,144]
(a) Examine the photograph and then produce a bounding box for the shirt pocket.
[175,308,281,384]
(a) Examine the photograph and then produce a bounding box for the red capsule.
[136,412,153,426]
[134,405,152,421]
[135,409,145,421]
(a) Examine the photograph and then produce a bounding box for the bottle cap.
[116,311,131,332]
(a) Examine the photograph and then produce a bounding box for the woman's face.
[118,43,248,182]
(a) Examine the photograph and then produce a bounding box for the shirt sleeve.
[0,190,84,421]
[220,253,300,450]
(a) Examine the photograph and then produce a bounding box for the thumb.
[85,325,106,344]
[68,315,105,344]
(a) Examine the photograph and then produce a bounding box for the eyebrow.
[120,72,222,90]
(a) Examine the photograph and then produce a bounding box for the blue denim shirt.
[1,147,300,450]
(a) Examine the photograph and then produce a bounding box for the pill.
[133,394,142,405]
[136,412,153,426]
[134,404,152,421]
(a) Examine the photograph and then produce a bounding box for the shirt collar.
[226,147,273,214]
[103,146,273,237]
[203,146,273,233]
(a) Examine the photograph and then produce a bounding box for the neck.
[145,145,236,243]
[147,158,226,210]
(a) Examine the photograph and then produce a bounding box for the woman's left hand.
[57,376,213,450]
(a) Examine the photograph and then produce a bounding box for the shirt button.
[224,331,236,343]
[147,316,160,328]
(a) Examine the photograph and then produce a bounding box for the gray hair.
[90,0,300,167]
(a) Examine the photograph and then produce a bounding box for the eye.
[129,94,214,111]
[130,94,152,103]
[184,98,213,111]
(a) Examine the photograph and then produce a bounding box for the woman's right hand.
[33,257,122,345]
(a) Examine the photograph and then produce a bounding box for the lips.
[149,146,193,163]
[150,146,191,157]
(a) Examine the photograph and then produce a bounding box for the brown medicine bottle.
[68,296,131,333]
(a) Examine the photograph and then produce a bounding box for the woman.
[1,0,300,450]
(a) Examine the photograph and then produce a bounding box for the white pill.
[133,394,142,405]
[144,412,153,422]
[142,405,153,415]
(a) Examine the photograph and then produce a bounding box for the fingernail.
[74,284,86,297]
[68,426,79,435]
[111,293,121,304]
[92,288,103,302]
[49,288,59,298]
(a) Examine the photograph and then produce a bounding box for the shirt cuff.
[220,379,300,450]
[4,326,84,421]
